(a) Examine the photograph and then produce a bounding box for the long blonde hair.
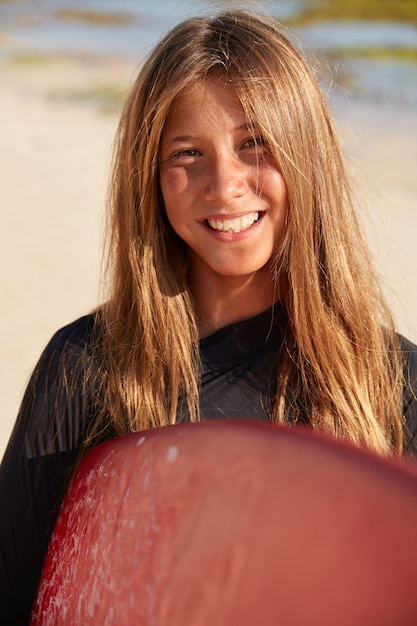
[93,9,405,455]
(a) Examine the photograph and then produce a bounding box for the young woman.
[1,8,416,623]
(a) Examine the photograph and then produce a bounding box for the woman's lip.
[202,210,264,221]
[204,211,263,231]
[202,211,265,238]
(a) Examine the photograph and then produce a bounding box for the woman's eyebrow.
[164,123,254,146]
[163,135,195,146]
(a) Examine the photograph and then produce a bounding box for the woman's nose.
[204,154,248,206]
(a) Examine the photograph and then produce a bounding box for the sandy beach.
[1,55,417,458]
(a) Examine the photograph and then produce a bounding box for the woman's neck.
[190,268,283,338]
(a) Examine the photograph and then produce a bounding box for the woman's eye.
[242,136,266,149]
[171,148,200,159]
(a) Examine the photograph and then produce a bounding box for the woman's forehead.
[163,80,246,132]
[167,77,272,133]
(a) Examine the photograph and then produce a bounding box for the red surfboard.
[31,421,417,625]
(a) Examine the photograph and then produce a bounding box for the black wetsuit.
[1,303,417,624]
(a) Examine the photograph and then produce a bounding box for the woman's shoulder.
[11,312,104,460]
[398,333,417,379]
[25,312,102,415]
[45,311,100,355]
[398,334,417,456]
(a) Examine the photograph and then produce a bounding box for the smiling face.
[159,79,288,297]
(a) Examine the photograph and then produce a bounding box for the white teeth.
[207,212,260,233]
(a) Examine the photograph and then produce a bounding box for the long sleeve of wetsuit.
[0,315,101,625]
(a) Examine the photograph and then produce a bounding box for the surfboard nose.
[31,421,417,625]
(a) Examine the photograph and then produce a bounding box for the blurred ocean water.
[0,0,417,106]
[0,0,303,58]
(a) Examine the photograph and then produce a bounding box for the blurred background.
[1,0,417,456]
